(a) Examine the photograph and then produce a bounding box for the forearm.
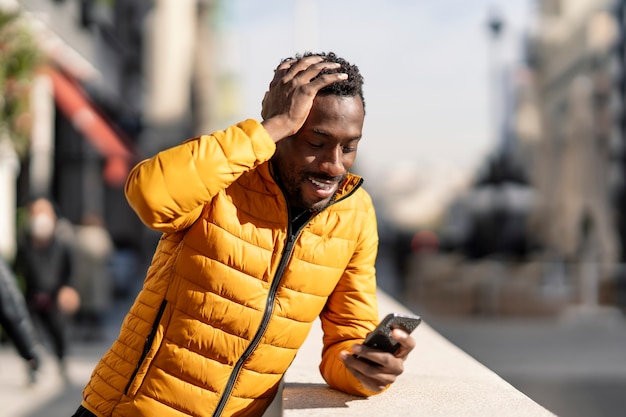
[318,270,379,396]
[320,339,384,397]
[319,203,381,395]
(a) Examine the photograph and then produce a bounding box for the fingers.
[269,56,316,88]
[276,58,299,71]
[277,56,320,73]
[339,332,417,393]
[341,350,400,392]
[391,329,416,359]
[271,55,344,89]
[288,57,335,81]
[351,344,405,371]
[275,55,323,79]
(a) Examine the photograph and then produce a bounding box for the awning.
[43,67,140,187]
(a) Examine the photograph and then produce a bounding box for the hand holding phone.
[343,313,420,391]
[362,313,421,354]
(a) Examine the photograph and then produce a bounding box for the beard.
[277,166,345,212]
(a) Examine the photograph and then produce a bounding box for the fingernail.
[338,73,348,80]
[393,329,407,339]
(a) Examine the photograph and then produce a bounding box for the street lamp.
[487,6,506,152]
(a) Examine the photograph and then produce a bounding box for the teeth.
[311,178,332,189]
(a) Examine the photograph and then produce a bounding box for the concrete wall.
[268,290,555,417]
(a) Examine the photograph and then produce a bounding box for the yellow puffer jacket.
[80,119,381,417]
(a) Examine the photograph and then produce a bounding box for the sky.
[217,0,535,225]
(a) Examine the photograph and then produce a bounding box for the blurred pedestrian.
[73,214,114,342]
[14,196,79,382]
[0,256,41,384]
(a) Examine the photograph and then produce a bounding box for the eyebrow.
[312,128,362,141]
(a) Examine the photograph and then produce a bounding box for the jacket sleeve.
[318,198,383,397]
[125,119,276,232]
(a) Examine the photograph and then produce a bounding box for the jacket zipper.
[212,176,363,416]
[212,230,298,417]
[124,299,168,395]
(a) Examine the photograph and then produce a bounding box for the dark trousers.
[32,306,66,360]
[71,405,96,417]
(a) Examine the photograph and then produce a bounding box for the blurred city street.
[0,295,131,417]
[0,340,107,417]
[378,246,626,417]
[425,311,626,417]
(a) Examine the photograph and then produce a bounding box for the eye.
[342,140,359,153]
[307,141,324,149]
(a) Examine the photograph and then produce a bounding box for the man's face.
[273,94,365,211]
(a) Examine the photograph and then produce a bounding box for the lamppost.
[487,7,505,154]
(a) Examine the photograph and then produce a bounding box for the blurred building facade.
[518,0,626,306]
[521,0,613,269]
[5,0,226,273]
[408,0,626,316]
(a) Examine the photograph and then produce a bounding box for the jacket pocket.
[124,298,168,396]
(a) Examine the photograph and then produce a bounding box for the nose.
[318,146,345,177]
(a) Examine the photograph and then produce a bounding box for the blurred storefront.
[7,0,227,275]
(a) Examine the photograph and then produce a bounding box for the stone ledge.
[272,290,555,417]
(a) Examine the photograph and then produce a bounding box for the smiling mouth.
[310,177,335,190]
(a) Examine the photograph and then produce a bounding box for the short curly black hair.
[282,51,365,110]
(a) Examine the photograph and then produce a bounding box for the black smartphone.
[362,313,422,354]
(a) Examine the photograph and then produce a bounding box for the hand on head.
[261,55,348,142]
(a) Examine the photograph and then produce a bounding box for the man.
[14,196,77,382]
[73,52,415,417]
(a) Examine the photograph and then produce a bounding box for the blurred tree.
[0,9,42,158]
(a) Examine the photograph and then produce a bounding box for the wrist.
[261,117,297,143]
